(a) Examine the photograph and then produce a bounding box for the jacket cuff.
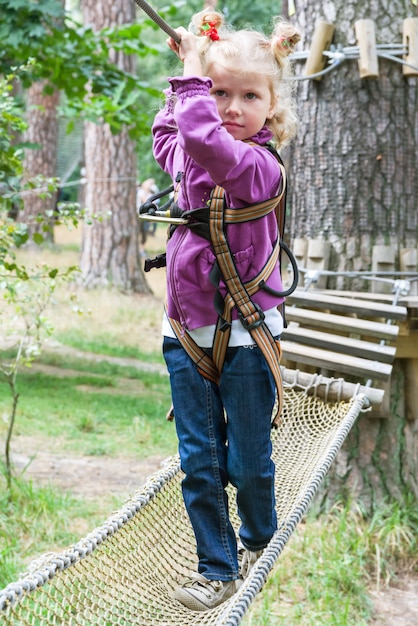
[168,76,213,100]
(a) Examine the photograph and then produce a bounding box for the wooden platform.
[281,289,408,408]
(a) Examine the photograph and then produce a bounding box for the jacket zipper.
[169,158,191,331]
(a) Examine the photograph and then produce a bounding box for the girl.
[152,10,300,612]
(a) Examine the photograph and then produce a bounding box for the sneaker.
[174,572,241,611]
[238,544,264,579]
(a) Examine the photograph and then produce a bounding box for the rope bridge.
[0,385,366,625]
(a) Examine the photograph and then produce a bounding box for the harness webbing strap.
[209,186,284,425]
[211,235,281,374]
[179,170,285,242]
[167,315,220,384]
[166,236,280,386]
[222,190,284,223]
[167,148,287,427]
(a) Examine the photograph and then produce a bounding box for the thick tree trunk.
[319,361,418,511]
[287,0,418,511]
[80,0,150,292]
[21,82,60,240]
[288,0,418,290]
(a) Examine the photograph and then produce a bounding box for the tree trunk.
[80,0,150,292]
[287,0,418,511]
[288,0,417,290]
[318,360,418,512]
[20,82,60,241]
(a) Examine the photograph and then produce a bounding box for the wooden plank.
[281,340,392,380]
[282,325,396,363]
[285,308,399,340]
[287,290,408,320]
[319,290,418,310]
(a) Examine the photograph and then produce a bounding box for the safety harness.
[139,148,298,427]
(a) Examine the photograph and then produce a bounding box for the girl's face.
[208,64,275,141]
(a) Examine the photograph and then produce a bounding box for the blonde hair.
[190,11,301,148]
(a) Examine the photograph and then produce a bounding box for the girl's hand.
[167,28,203,77]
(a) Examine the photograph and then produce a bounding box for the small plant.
[77,415,96,433]
[1,268,71,489]
[0,70,81,490]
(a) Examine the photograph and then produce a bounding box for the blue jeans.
[163,337,278,582]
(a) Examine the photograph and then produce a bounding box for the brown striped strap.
[222,165,285,223]
[208,186,284,425]
[166,314,219,385]
[165,233,279,382]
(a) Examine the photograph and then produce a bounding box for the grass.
[0,332,177,585]
[0,362,175,458]
[0,470,105,588]
[1,225,418,623]
[242,500,418,625]
[53,330,165,363]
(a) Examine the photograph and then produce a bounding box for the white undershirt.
[162,306,283,348]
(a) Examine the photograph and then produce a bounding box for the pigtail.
[264,20,301,147]
[271,20,301,67]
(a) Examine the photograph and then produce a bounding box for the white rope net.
[0,388,366,626]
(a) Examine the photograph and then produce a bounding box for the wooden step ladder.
[281,289,408,408]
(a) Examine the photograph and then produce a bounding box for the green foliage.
[0,0,65,57]
[0,0,286,184]
[0,0,175,141]
[150,0,284,32]
[0,75,26,214]
[219,0,284,31]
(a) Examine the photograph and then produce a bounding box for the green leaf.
[32,233,44,245]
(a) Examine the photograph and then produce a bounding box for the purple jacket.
[152,76,285,331]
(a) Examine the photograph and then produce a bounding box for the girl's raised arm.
[166,28,203,78]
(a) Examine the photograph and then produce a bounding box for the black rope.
[132,0,181,43]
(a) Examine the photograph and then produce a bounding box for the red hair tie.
[200,21,220,41]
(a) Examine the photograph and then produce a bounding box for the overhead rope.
[131,0,180,43]
[299,268,418,291]
[1,177,138,200]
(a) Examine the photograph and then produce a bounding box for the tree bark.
[318,360,418,512]
[288,0,418,291]
[20,82,60,240]
[287,0,418,511]
[80,0,150,292]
